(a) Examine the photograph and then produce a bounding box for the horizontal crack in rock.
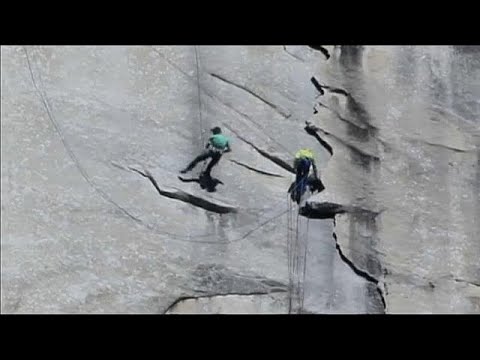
[164,290,288,314]
[300,201,381,220]
[229,159,285,178]
[299,202,346,219]
[228,131,295,174]
[209,72,291,118]
[414,139,472,153]
[129,167,238,214]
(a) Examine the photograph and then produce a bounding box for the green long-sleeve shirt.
[207,134,231,151]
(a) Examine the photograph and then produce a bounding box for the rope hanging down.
[286,181,312,314]
[300,217,309,311]
[194,46,205,146]
[287,194,293,313]
[194,46,209,174]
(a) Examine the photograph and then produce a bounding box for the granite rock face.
[1,46,478,313]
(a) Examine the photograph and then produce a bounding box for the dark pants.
[184,149,222,176]
[292,158,311,203]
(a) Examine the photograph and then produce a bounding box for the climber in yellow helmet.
[290,148,322,204]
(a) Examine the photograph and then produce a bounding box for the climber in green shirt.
[180,126,231,177]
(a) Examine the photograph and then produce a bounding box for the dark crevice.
[164,289,288,314]
[129,167,238,214]
[306,78,385,311]
[300,201,387,311]
[299,202,346,219]
[300,201,381,220]
[229,159,285,178]
[454,278,480,287]
[308,45,330,60]
[311,77,350,97]
[332,233,386,310]
[230,132,295,174]
[304,121,334,155]
[209,72,292,118]
[311,76,325,96]
[328,87,351,97]
[305,121,380,163]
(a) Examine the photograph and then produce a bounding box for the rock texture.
[1,45,479,313]
[306,46,480,313]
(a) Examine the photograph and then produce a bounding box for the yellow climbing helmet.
[295,148,314,159]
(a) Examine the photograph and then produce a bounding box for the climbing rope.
[286,179,314,314]
[194,45,209,176]
[286,194,291,313]
[194,45,205,146]
[285,180,297,314]
[300,217,310,312]
[26,47,385,311]
[294,208,301,313]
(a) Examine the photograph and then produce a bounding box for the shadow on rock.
[178,173,224,193]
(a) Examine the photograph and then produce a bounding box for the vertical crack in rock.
[229,159,285,178]
[300,202,386,312]
[128,167,238,214]
[209,72,292,118]
[332,232,386,310]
